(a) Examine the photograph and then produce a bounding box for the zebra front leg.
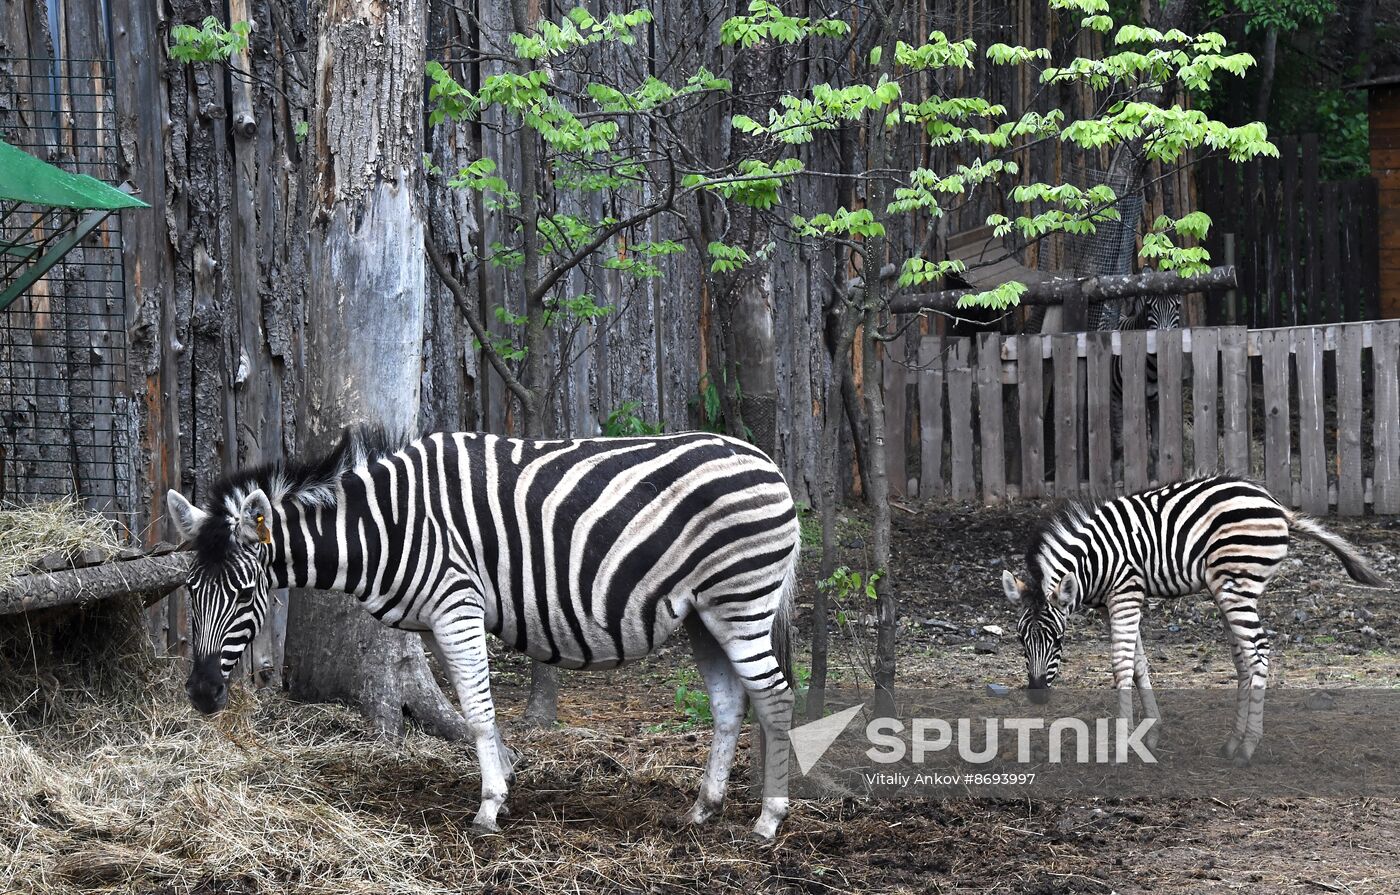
[1107,589,1147,730]
[421,631,516,786]
[430,614,512,832]
[1212,577,1270,766]
[683,615,748,826]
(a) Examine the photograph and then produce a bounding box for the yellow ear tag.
[255,514,271,545]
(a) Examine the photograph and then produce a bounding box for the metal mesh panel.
[1063,162,1145,331]
[0,58,133,521]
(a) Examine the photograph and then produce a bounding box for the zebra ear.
[166,490,210,542]
[1053,575,1078,610]
[1001,570,1025,604]
[234,489,274,546]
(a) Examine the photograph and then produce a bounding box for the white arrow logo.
[789,703,865,775]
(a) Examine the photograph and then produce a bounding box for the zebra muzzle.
[186,655,228,715]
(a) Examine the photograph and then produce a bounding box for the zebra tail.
[1287,512,1387,587]
[773,545,799,691]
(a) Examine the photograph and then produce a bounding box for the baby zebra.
[1001,475,1384,765]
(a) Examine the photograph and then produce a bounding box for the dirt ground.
[3,499,1399,894]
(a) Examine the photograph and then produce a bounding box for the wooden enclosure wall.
[890,320,1400,516]
[1199,136,1381,328]
[3,0,1198,676]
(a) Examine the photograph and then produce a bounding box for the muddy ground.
[4,499,1399,894]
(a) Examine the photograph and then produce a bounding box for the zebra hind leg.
[697,606,794,841]
[682,614,748,826]
[1211,576,1271,766]
[1133,633,1162,751]
[429,614,513,832]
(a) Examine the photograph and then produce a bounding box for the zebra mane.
[192,426,403,568]
[1023,501,1095,601]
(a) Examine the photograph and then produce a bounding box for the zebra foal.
[165,428,801,838]
[1000,476,1384,765]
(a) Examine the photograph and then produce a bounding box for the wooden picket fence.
[884,320,1400,516]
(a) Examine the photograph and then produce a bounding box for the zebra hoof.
[1217,738,1239,760]
[470,819,502,835]
[745,829,776,844]
[686,801,718,826]
[1232,751,1254,769]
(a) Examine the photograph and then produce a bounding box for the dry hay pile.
[0,498,142,731]
[0,673,838,895]
[0,655,1150,895]
[0,496,126,588]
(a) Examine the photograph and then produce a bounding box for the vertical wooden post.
[1087,331,1114,498]
[1017,334,1045,499]
[1157,329,1184,483]
[1301,134,1321,326]
[1121,331,1149,493]
[1336,324,1365,515]
[1371,322,1400,514]
[1279,137,1299,326]
[1053,333,1079,497]
[977,333,1006,504]
[1220,327,1251,475]
[1191,327,1220,472]
[918,336,946,499]
[1295,326,1329,515]
[948,338,976,501]
[1261,330,1293,501]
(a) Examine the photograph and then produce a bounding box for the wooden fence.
[884,320,1400,516]
[1197,136,1381,328]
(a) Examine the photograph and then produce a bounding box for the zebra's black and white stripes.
[1001,476,1384,765]
[167,428,801,838]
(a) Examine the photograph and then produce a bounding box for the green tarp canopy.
[0,139,148,311]
[0,138,147,210]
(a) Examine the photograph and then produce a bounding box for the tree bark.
[0,552,191,615]
[1254,25,1279,122]
[808,300,856,720]
[723,35,783,456]
[889,266,1236,314]
[509,0,561,728]
[282,0,466,739]
[864,1,901,713]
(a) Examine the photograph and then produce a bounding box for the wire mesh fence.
[0,57,133,523]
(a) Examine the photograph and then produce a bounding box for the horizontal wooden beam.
[890,265,1237,314]
[0,551,191,616]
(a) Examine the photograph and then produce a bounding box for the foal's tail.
[1287,511,1387,587]
[772,543,799,691]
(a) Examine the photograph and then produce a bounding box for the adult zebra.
[1001,475,1384,766]
[165,428,801,838]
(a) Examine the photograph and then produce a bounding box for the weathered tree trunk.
[282,0,465,739]
[808,300,856,720]
[1254,25,1279,122]
[890,266,1238,313]
[864,5,899,711]
[723,35,783,456]
[510,0,561,727]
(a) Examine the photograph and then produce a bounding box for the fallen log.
[0,551,192,616]
[889,265,1236,314]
